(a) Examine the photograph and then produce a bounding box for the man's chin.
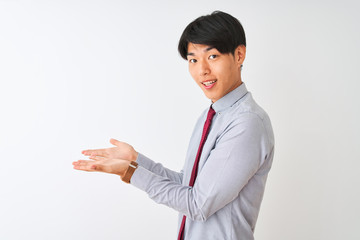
[203,93,218,103]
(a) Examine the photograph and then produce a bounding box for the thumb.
[110,138,121,146]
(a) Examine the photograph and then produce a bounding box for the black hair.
[178,11,246,60]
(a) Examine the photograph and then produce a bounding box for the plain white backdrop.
[1,0,359,239]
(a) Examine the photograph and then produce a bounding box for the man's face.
[187,43,245,103]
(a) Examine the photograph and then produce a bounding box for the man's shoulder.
[223,93,274,143]
[229,92,270,122]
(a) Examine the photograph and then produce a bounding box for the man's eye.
[189,59,197,63]
[209,55,217,60]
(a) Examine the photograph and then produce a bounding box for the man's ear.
[234,45,246,68]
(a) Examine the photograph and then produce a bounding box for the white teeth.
[203,80,216,86]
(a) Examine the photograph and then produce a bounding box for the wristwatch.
[122,161,138,184]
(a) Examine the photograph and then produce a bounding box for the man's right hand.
[82,138,138,162]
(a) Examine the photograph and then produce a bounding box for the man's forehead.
[187,43,216,56]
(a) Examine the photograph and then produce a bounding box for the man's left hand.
[73,155,130,178]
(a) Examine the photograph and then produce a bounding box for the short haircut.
[178,11,246,60]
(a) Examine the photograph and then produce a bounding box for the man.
[73,11,274,240]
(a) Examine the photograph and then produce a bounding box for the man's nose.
[199,61,210,76]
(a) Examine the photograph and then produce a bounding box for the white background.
[1,0,359,239]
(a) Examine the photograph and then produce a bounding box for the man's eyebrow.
[187,47,215,56]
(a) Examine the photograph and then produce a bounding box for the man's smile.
[202,79,217,89]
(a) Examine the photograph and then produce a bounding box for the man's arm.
[136,153,183,184]
[130,114,273,221]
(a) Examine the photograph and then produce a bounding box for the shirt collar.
[211,82,248,113]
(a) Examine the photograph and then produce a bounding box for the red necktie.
[177,106,216,240]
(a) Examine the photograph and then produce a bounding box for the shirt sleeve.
[135,153,183,184]
[130,113,270,221]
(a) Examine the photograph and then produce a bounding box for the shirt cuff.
[135,152,154,170]
[130,165,154,191]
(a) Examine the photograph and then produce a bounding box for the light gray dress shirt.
[131,83,275,240]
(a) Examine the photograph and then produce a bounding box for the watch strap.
[122,161,138,184]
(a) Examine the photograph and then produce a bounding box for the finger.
[72,160,82,166]
[110,138,122,147]
[72,161,84,166]
[73,165,96,171]
[74,160,95,166]
[73,161,104,172]
[82,149,108,157]
[73,161,97,171]
[89,155,105,161]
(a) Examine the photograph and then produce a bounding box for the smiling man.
[73,11,274,240]
[186,44,243,102]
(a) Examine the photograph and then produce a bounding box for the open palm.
[82,138,138,162]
